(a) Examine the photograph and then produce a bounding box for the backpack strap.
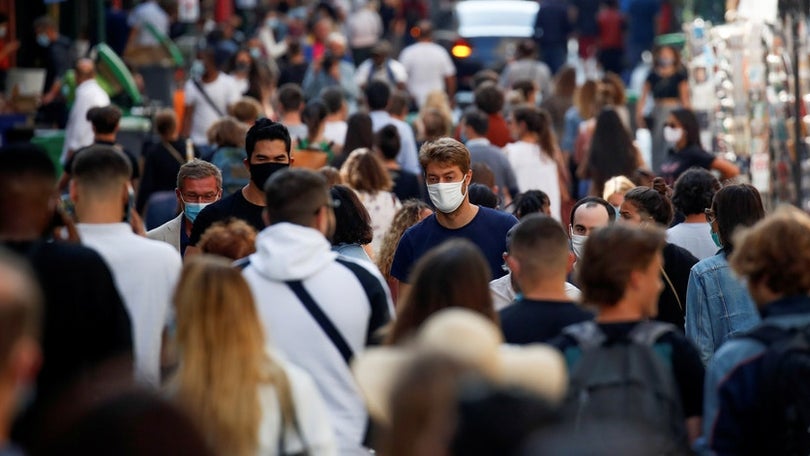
[628,321,677,346]
[232,256,252,270]
[191,78,226,117]
[285,280,354,365]
[562,320,606,349]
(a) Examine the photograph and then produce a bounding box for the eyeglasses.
[704,208,716,223]
[181,192,220,203]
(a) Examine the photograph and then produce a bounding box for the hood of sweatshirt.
[250,222,337,282]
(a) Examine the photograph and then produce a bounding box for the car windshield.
[456,2,539,36]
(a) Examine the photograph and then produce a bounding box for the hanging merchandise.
[682,3,810,209]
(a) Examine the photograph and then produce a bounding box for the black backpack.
[560,320,689,454]
[745,324,810,455]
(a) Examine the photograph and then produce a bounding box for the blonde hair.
[602,175,636,200]
[419,91,453,137]
[340,148,393,193]
[172,255,295,456]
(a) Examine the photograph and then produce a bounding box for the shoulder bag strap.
[660,266,683,313]
[191,78,226,117]
[285,280,354,365]
[162,141,186,165]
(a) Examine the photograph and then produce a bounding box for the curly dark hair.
[330,185,373,246]
[512,190,550,219]
[671,168,720,216]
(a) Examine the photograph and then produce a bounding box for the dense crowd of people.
[1,1,808,455]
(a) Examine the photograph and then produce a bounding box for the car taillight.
[451,39,472,59]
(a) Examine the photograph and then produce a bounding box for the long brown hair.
[386,239,496,345]
[171,255,295,456]
[512,106,571,203]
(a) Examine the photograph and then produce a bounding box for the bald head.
[75,58,95,84]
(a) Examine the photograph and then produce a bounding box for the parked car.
[435,0,540,92]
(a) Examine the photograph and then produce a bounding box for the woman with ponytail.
[504,106,571,222]
[619,178,699,330]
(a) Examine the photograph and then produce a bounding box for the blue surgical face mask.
[184,201,211,224]
[36,33,50,47]
[249,47,262,59]
[612,205,621,219]
[710,227,723,248]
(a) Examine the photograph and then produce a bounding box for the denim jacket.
[684,252,761,365]
[701,295,810,455]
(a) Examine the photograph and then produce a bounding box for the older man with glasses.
[147,159,222,256]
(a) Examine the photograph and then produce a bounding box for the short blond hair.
[418,138,470,174]
[602,175,636,200]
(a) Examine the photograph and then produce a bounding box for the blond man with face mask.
[391,138,518,300]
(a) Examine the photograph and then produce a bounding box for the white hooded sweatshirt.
[243,223,393,455]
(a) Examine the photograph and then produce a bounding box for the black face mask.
[250,162,289,189]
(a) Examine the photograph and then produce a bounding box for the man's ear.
[505,254,519,276]
[69,180,79,203]
[243,157,250,171]
[566,251,576,274]
[262,208,270,227]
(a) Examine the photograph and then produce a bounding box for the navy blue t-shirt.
[500,299,594,344]
[390,206,517,283]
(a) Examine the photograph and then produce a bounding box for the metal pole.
[791,7,805,207]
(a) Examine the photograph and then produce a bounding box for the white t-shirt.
[323,120,348,147]
[184,73,242,145]
[61,79,110,162]
[128,1,169,46]
[398,41,456,107]
[490,273,582,311]
[503,140,561,221]
[345,8,382,49]
[356,190,401,254]
[77,223,181,385]
[667,222,719,260]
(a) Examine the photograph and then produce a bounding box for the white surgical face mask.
[570,228,588,260]
[427,175,467,213]
[663,126,683,145]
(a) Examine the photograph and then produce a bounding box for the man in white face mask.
[390,138,518,300]
[147,159,222,256]
[569,196,614,264]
